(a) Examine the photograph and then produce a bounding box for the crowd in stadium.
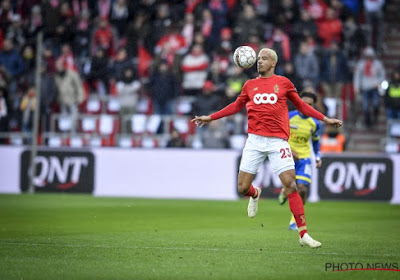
[0,0,397,149]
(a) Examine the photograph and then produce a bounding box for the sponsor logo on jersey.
[253,93,278,104]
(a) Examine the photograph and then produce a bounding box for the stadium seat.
[175,96,195,115]
[88,136,102,147]
[106,96,121,114]
[136,96,152,115]
[67,136,85,148]
[98,114,119,135]
[117,135,135,148]
[86,95,102,114]
[58,115,73,132]
[131,114,147,134]
[146,115,162,134]
[9,135,23,146]
[80,115,98,133]
[141,136,158,148]
[389,121,400,138]
[48,135,63,147]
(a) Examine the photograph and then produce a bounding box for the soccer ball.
[233,46,257,69]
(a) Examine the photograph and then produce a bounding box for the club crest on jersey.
[274,84,279,93]
[253,93,278,104]
[253,87,258,91]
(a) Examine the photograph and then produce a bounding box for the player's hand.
[316,159,322,168]
[323,117,343,128]
[191,115,212,127]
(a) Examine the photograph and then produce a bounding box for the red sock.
[246,185,257,198]
[288,191,308,238]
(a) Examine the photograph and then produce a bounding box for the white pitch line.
[0,242,397,257]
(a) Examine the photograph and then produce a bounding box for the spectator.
[201,121,230,149]
[110,48,135,82]
[39,63,56,132]
[0,39,24,111]
[193,81,220,116]
[206,0,229,48]
[329,0,354,22]
[73,9,92,60]
[116,67,140,117]
[320,40,348,116]
[283,61,302,93]
[267,26,291,75]
[0,66,10,93]
[291,9,319,49]
[155,24,187,67]
[225,65,248,98]
[41,0,61,39]
[320,125,346,152]
[70,0,90,18]
[207,60,228,97]
[181,44,209,96]
[0,39,24,80]
[54,59,84,131]
[125,11,151,58]
[149,60,178,115]
[93,0,112,19]
[233,4,264,46]
[92,17,116,57]
[25,5,42,45]
[42,45,56,74]
[303,0,328,23]
[57,1,75,45]
[19,86,36,138]
[278,0,300,24]
[0,0,14,32]
[384,70,400,120]
[83,47,110,95]
[21,45,36,78]
[166,128,186,148]
[59,43,78,72]
[364,0,385,53]
[0,87,8,141]
[353,47,386,127]
[342,16,367,65]
[110,0,129,37]
[317,7,343,48]
[182,13,195,48]
[218,27,233,55]
[149,3,173,54]
[6,14,26,52]
[294,41,319,88]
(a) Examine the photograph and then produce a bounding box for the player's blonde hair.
[259,48,278,64]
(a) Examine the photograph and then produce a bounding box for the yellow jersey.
[288,110,321,160]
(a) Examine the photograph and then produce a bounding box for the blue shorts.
[295,158,312,186]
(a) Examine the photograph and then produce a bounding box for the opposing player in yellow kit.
[279,91,322,230]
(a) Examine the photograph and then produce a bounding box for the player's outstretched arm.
[191,115,212,127]
[322,116,343,128]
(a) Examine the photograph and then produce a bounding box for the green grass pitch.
[0,194,399,280]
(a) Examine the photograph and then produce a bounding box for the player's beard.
[258,64,273,76]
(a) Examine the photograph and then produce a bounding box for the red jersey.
[210,75,325,140]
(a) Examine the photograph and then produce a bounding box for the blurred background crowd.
[0,0,398,151]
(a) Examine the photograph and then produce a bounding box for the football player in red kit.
[192,48,343,248]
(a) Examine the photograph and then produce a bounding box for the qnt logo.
[20,150,95,193]
[318,157,393,200]
[253,93,278,105]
